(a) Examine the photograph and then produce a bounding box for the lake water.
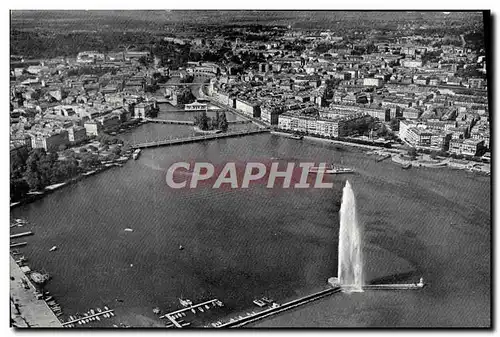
[10,82,491,327]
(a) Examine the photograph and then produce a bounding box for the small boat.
[90,309,95,315]
[132,149,141,160]
[376,154,391,162]
[97,308,102,313]
[104,306,109,311]
[124,228,134,232]
[199,307,204,312]
[290,134,303,140]
[49,246,57,252]
[179,245,184,250]
[253,299,266,307]
[96,316,101,321]
[109,311,115,317]
[179,298,192,307]
[262,297,273,304]
[309,164,355,174]
[191,308,196,314]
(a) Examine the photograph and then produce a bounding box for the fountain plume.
[337,180,364,292]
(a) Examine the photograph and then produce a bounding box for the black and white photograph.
[7,8,492,329]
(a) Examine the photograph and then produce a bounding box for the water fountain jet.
[329,180,364,292]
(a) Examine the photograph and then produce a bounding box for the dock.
[61,309,115,326]
[217,287,342,328]
[361,283,425,290]
[159,299,221,328]
[10,231,34,239]
[10,242,28,248]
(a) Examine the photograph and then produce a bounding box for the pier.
[132,129,270,149]
[11,242,28,248]
[10,231,34,239]
[61,309,115,326]
[217,287,342,328]
[159,299,221,328]
[361,284,425,290]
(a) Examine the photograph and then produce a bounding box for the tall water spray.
[337,180,364,292]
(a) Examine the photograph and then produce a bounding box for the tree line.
[194,111,228,132]
[10,135,129,201]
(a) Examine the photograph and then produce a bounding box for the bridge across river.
[131,129,270,149]
[143,118,252,125]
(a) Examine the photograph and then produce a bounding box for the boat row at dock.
[158,298,224,328]
[61,306,115,327]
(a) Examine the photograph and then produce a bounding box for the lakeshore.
[10,256,62,328]
[10,132,490,328]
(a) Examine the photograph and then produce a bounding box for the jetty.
[361,283,424,290]
[61,309,115,326]
[132,129,269,149]
[159,299,221,328]
[10,231,34,239]
[10,242,28,248]
[218,287,342,328]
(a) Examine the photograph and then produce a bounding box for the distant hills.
[11,10,484,32]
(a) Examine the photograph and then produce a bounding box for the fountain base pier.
[328,277,425,291]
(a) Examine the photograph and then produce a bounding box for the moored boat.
[309,164,355,174]
[132,149,141,160]
[289,134,303,140]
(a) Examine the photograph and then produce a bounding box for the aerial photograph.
[9,10,491,328]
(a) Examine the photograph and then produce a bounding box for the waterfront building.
[449,139,485,156]
[278,111,370,138]
[261,105,283,125]
[235,98,261,118]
